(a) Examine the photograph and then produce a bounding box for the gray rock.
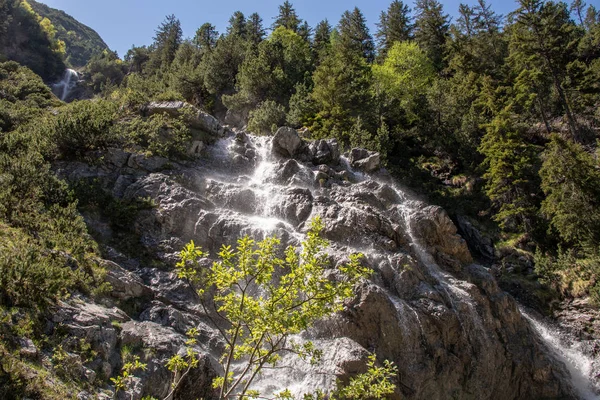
[272,127,304,158]
[350,148,381,172]
[127,153,170,172]
[18,338,38,359]
[310,139,340,165]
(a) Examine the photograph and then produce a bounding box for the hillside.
[28,0,109,68]
[1,0,600,398]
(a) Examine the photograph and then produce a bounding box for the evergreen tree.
[227,11,247,38]
[124,45,150,73]
[273,1,301,33]
[311,33,373,142]
[570,0,587,25]
[414,0,450,71]
[202,34,248,96]
[508,0,580,140]
[540,135,600,247]
[479,109,541,234]
[298,21,312,43]
[338,7,375,62]
[312,19,332,62]
[246,13,266,45]
[375,0,412,58]
[193,23,218,53]
[223,27,312,112]
[151,14,183,70]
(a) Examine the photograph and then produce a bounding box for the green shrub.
[247,99,286,135]
[49,100,118,160]
[118,113,191,159]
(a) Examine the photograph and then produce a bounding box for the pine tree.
[151,14,183,70]
[375,0,412,58]
[227,11,247,38]
[312,19,332,62]
[193,23,218,53]
[479,109,541,234]
[338,7,375,62]
[540,134,600,247]
[414,0,450,71]
[273,1,301,33]
[298,21,312,43]
[246,13,266,45]
[570,0,587,25]
[508,0,580,140]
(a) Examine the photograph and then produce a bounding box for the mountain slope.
[29,0,109,68]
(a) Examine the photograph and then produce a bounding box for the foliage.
[27,0,109,68]
[48,99,119,160]
[247,99,286,135]
[539,134,600,247]
[118,112,192,159]
[175,217,371,399]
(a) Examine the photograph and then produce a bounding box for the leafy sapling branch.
[174,217,374,399]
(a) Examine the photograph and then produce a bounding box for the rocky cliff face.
[52,119,581,399]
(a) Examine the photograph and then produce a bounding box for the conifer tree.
[193,23,218,53]
[151,14,183,70]
[246,13,266,45]
[479,109,541,234]
[540,135,600,247]
[312,19,332,62]
[273,1,301,33]
[338,7,375,62]
[508,0,579,140]
[375,0,412,58]
[227,11,247,38]
[414,0,450,71]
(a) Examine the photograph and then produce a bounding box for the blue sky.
[40,0,519,58]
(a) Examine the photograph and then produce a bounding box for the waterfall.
[52,69,79,101]
[199,132,595,398]
[520,308,599,400]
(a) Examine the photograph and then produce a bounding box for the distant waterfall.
[52,69,79,101]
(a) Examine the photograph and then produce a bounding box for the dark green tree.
[246,13,266,45]
[479,109,541,234]
[227,11,247,38]
[312,19,332,62]
[338,7,375,62]
[540,134,600,247]
[193,23,218,53]
[150,14,183,70]
[508,0,580,140]
[414,0,450,71]
[375,0,412,58]
[125,45,150,73]
[273,1,301,33]
[298,21,312,43]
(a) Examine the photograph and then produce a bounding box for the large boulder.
[309,139,340,165]
[410,205,473,270]
[272,127,304,158]
[349,148,381,172]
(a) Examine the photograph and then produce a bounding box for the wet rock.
[411,205,473,270]
[272,127,304,158]
[309,139,340,165]
[350,148,381,172]
[456,215,495,262]
[274,188,313,227]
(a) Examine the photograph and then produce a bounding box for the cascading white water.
[520,308,599,400]
[52,69,79,101]
[210,133,596,398]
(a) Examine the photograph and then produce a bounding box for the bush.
[247,100,286,135]
[49,100,118,160]
[119,113,192,159]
